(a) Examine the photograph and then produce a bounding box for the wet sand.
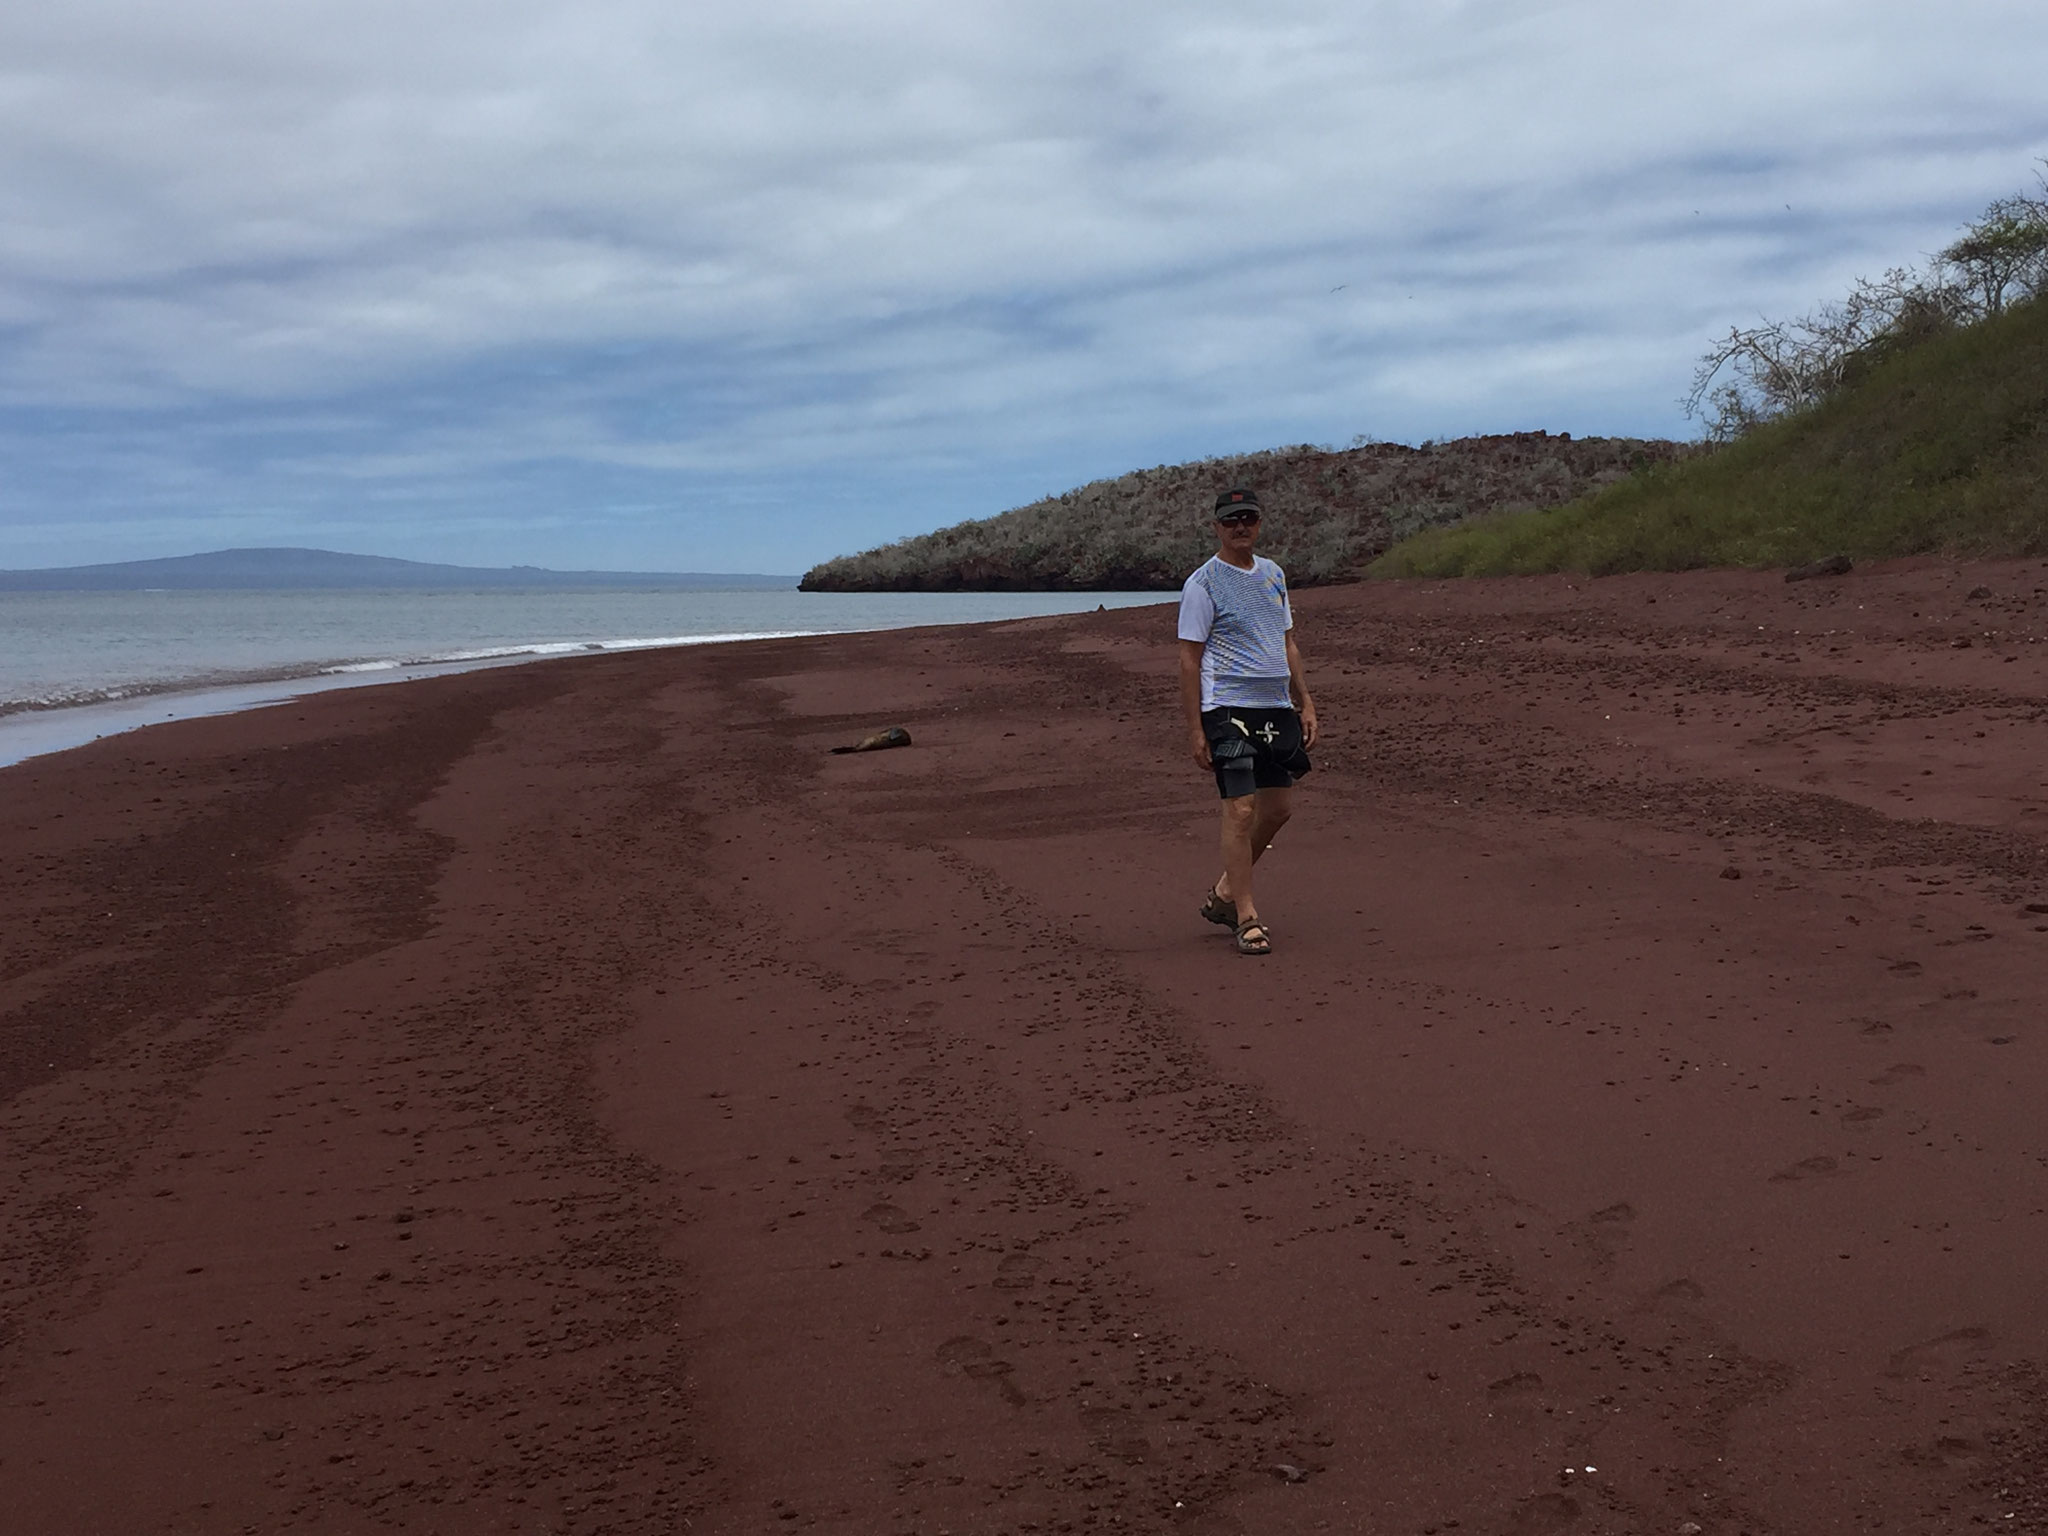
[3,559,2046,1535]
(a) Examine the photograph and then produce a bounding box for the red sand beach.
[3,561,2047,1536]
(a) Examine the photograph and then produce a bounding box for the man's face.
[1215,510,1260,558]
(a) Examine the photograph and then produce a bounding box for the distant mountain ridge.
[0,547,795,592]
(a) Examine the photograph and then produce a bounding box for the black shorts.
[1202,705,1311,799]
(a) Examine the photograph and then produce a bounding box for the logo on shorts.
[1256,721,1280,745]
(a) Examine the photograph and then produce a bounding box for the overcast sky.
[2,1,2044,573]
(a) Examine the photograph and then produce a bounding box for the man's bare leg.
[1214,786,1293,923]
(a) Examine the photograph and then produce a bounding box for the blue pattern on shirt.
[1177,555,1294,709]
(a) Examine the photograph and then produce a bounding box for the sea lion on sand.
[830,726,913,755]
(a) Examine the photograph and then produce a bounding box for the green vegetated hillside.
[800,433,1699,591]
[1376,294,2048,578]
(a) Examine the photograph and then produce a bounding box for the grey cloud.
[1,0,2045,566]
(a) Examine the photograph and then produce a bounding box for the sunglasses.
[1215,510,1261,525]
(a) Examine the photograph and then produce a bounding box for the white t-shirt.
[1177,554,1294,710]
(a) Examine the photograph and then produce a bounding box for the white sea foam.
[432,631,811,663]
[310,631,812,676]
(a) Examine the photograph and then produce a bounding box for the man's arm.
[1285,632,1318,748]
[1179,639,1211,770]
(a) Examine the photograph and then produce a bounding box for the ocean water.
[0,586,1173,767]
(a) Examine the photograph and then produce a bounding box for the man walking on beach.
[1178,487,1318,956]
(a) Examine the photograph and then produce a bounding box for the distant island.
[799,433,1702,592]
[0,547,797,593]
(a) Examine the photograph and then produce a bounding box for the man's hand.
[1283,632,1318,750]
[1178,640,1212,774]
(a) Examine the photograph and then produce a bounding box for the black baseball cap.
[1213,487,1261,519]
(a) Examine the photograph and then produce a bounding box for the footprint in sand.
[875,1151,923,1182]
[935,1336,1025,1402]
[1509,1492,1582,1532]
[845,1102,884,1130]
[1841,1105,1886,1127]
[862,1202,922,1234]
[1079,1405,1152,1464]
[1561,1202,1636,1273]
[1651,1277,1706,1307]
[1885,1325,1992,1380]
[1901,1434,1986,1470]
[935,1335,993,1371]
[993,1252,1045,1290]
[1869,1062,1925,1086]
[1487,1371,1544,1396]
[1768,1155,1839,1184]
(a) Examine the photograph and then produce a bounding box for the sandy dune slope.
[2,558,2046,1535]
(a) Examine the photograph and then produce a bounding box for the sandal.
[1234,918,1272,956]
[1200,883,1238,926]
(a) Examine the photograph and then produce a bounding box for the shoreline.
[0,624,815,714]
[3,562,2046,1533]
[0,630,813,769]
[0,589,1177,768]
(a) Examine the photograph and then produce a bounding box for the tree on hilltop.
[1941,194,2048,317]
[1686,168,2048,441]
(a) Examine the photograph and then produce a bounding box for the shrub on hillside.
[800,433,1700,591]
[1379,289,2048,577]
[1688,170,2048,440]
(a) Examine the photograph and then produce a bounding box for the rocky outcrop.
[799,432,1703,591]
